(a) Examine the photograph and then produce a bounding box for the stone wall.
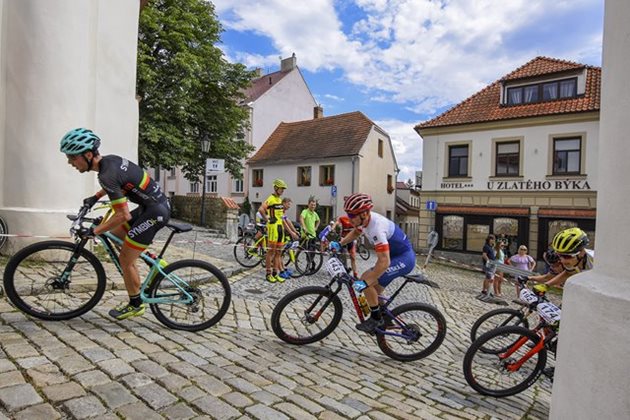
[171,196,238,241]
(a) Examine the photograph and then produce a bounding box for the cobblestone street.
[0,228,553,419]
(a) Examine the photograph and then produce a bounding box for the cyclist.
[332,214,358,277]
[257,178,288,283]
[318,220,336,252]
[332,193,415,333]
[61,128,170,320]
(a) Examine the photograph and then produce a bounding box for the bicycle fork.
[501,331,546,372]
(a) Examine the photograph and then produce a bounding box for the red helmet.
[344,193,373,215]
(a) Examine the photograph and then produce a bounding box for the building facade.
[416,57,600,262]
[248,112,398,223]
[395,182,421,250]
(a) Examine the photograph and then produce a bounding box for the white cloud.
[374,119,422,183]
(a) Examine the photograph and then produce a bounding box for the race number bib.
[519,288,539,304]
[325,257,346,278]
[537,302,562,323]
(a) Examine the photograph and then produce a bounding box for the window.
[378,139,383,158]
[189,182,200,194]
[496,141,520,176]
[317,205,333,225]
[466,224,490,251]
[252,169,263,187]
[448,145,469,177]
[507,77,578,105]
[553,137,581,175]
[297,166,311,186]
[386,211,392,220]
[169,168,176,178]
[233,178,243,193]
[320,165,335,186]
[387,174,394,193]
[438,213,528,253]
[206,175,217,193]
[442,216,464,250]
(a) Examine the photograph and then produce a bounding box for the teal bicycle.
[2,203,231,331]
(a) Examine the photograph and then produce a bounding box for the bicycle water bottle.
[357,293,370,316]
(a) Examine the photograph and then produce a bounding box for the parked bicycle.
[0,214,8,252]
[463,286,560,397]
[270,250,447,361]
[3,203,231,331]
[356,235,370,261]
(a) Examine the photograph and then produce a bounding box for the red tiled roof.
[221,197,240,210]
[248,111,378,165]
[416,57,601,131]
[242,70,292,103]
[396,181,409,190]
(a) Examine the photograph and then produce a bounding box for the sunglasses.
[558,252,579,259]
[347,212,361,219]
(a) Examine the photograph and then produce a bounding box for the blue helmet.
[60,128,101,155]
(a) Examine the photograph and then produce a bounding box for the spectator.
[509,245,536,272]
[477,234,496,301]
[493,239,506,297]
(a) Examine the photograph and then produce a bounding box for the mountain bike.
[356,235,370,260]
[270,251,447,361]
[463,286,560,397]
[3,203,231,331]
[232,227,303,277]
[470,276,542,352]
[294,236,324,276]
[0,214,8,252]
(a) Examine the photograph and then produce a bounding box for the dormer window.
[506,77,578,105]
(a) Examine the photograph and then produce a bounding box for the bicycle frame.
[500,323,557,372]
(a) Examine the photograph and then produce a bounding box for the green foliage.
[137,0,255,179]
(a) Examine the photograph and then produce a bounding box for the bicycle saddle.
[403,273,440,288]
[166,222,193,233]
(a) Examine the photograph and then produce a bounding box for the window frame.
[297,166,312,187]
[252,169,264,187]
[506,77,578,105]
[206,175,217,193]
[319,165,335,186]
[447,144,469,178]
[378,139,384,158]
[233,177,243,193]
[495,140,521,177]
[552,136,582,175]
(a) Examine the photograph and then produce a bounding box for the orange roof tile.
[416,57,600,131]
[248,112,378,165]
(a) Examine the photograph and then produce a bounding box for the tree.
[137,0,255,180]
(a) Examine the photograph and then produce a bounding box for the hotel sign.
[487,179,591,191]
[440,181,474,189]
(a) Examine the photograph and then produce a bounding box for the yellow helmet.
[272,178,288,189]
[551,227,589,254]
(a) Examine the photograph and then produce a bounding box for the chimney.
[314,105,324,119]
[254,68,264,78]
[280,52,297,72]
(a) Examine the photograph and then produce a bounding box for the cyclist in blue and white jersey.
[333,193,415,333]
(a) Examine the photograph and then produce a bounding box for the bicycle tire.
[3,240,106,320]
[233,236,262,268]
[148,259,231,331]
[470,308,530,353]
[358,244,370,260]
[463,325,547,397]
[284,246,303,278]
[0,215,8,251]
[271,286,343,345]
[376,302,447,361]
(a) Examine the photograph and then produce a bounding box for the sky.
[210,0,604,183]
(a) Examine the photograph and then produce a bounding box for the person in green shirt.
[299,197,320,248]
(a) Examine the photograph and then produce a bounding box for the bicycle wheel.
[3,240,106,320]
[358,244,370,260]
[271,286,343,345]
[376,303,447,361]
[233,236,262,268]
[0,215,8,251]
[148,259,231,331]
[470,308,530,353]
[284,247,303,278]
[463,325,547,397]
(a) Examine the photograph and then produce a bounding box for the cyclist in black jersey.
[61,128,171,320]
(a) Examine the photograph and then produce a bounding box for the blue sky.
[211,0,604,183]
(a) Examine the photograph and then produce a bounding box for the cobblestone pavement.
[0,227,553,419]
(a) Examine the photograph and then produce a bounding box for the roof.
[416,57,601,131]
[242,70,292,104]
[248,111,379,165]
[395,196,420,216]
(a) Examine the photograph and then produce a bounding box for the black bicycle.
[0,214,8,252]
[271,251,446,361]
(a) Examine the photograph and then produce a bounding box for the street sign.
[426,200,437,211]
[205,158,225,174]
[331,185,337,197]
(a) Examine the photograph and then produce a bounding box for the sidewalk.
[0,240,552,419]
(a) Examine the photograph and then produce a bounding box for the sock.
[129,294,142,308]
[272,271,278,276]
[370,306,382,320]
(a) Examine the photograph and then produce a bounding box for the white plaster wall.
[550,0,630,417]
[422,120,599,192]
[357,128,397,216]
[0,0,140,249]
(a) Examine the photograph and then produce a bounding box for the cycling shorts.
[378,248,416,287]
[267,223,285,245]
[123,201,170,250]
[345,241,356,257]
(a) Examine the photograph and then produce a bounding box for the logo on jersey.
[386,261,407,274]
[120,158,129,171]
[127,218,157,238]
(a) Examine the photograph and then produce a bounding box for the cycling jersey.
[337,216,354,236]
[264,195,283,225]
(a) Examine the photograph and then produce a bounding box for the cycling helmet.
[60,128,101,155]
[551,227,589,254]
[344,193,373,215]
[543,248,560,265]
[272,178,288,189]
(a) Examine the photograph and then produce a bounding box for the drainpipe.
[351,156,357,194]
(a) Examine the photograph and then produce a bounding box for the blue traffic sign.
[426,200,437,211]
[331,185,337,197]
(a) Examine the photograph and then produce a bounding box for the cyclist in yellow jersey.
[258,179,288,283]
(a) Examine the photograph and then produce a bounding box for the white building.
[248,111,398,223]
[150,54,317,203]
[395,182,421,250]
[415,57,599,260]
